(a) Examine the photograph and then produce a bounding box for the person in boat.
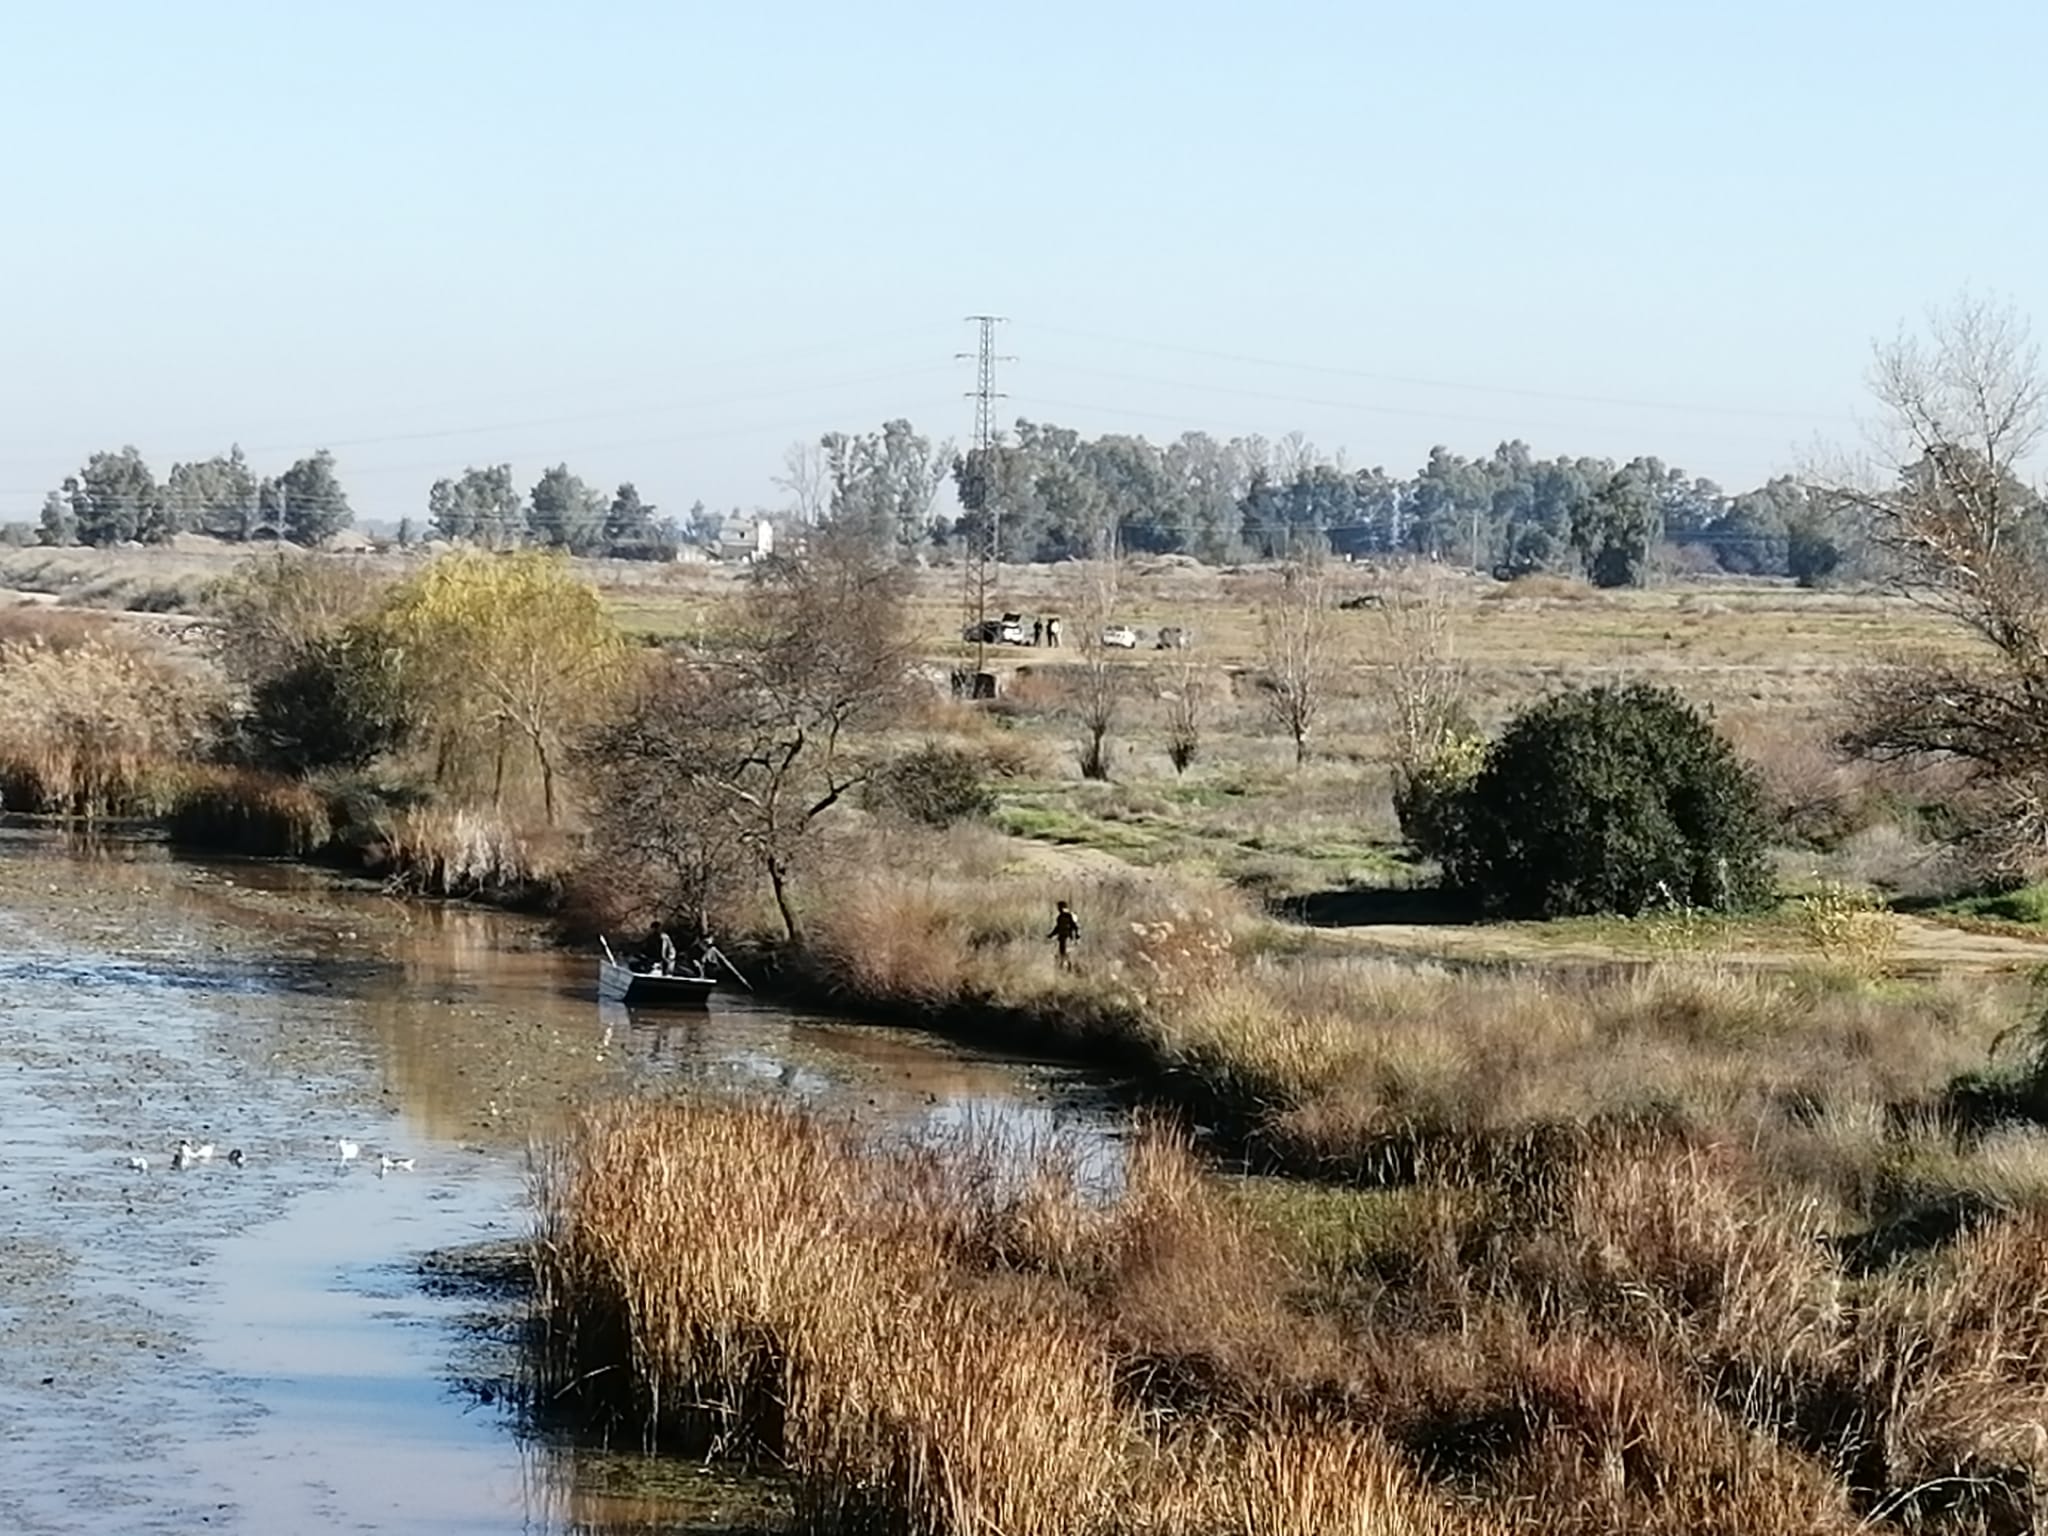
[638,924,678,976]
[1048,900,1080,969]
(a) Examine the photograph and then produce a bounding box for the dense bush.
[236,633,411,775]
[1786,516,1844,588]
[865,742,993,827]
[1439,684,1773,918]
[1392,733,1486,860]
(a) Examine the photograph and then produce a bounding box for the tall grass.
[535,1096,2048,1533]
[533,1101,1483,1536]
[373,802,564,902]
[0,634,212,817]
[165,766,333,856]
[778,827,2015,1187]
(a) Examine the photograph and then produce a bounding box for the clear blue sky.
[2,0,2043,525]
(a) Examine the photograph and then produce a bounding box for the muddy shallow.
[0,828,1120,1534]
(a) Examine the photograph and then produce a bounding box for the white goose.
[172,1141,196,1171]
[336,1139,360,1163]
[126,1155,150,1173]
[378,1155,415,1176]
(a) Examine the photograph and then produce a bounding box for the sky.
[2,0,2044,527]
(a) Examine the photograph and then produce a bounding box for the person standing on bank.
[1048,900,1080,969]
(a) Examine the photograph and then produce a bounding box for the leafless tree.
[577,668,754,941]
[1822,296,2048,876]
[579,528,913,941]
[1258,557,1333,765]
[1067,555,1123,780]
[1372,572,1471,774]
[1162,652,1205,775]
[773,440,831,526]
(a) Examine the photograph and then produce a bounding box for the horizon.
[3,1,2044,527]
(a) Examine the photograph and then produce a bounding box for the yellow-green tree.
[376,550,626,823]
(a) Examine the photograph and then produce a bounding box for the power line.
[1019,320,1854,425]
[956,316,1012,675]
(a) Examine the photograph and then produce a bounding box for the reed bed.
[532,1100,1484,1536]
[373,802,565,902]
[790,831,2018,1201]
[532,1096,2048,1533]
[0,633,212,817]
[165,766,334,856]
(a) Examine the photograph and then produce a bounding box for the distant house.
[712,516,774,563]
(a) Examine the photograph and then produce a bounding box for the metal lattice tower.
[957,315,1011,674]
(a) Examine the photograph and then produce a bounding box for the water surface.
[0,830,1119,1534]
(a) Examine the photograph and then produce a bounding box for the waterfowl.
[172,1142,196,1171]
[192,1142,215,1162]
[226,1148,246,1168]
[337,1139,360,1162]
[126,1155,149,1173]
[378,1155,415,1175]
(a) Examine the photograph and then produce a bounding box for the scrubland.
[9,549,2048,1532]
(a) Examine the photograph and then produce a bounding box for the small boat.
[597,956,716,1007]
[598,938,716,1008]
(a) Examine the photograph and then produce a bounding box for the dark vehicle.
[962,612,1027,645]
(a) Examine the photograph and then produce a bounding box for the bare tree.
[1258,558,1333,765]
[773,441,831,527]
[1823,296,2048,875]
[577,667,755,941]
[580,529,912,941]
[1372,572,1471,774]
[1162,652,1205,775]
[1067,556,1123,780]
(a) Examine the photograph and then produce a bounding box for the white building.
[713,516,774,563]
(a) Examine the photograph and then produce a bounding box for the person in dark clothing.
[639,924,677,975]
[1032,617,1044,647]
[1048,900,1080,969]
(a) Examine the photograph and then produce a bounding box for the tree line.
[792,418,1846,587]
[35,420,1851,588]
[34,445,699,560]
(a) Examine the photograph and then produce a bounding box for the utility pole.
[956,315,1011,680]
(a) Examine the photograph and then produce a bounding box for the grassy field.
[16,545,2048,1530]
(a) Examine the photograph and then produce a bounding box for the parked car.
[1100,623,1139,650]
[961,613,1026,645]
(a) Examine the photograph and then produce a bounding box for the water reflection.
[519,1443,793,1536]
[0,829,1125,1534]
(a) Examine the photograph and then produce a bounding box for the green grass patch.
[1937,883,2048,927]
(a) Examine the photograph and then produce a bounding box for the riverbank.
[0,827,1125,1535]
[535,1091,2048,1536]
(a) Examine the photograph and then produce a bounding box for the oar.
[600,935,619,966]
[706,944,754,992]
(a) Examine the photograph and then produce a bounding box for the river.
[0,829,1122,1534]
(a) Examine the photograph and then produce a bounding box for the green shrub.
[1391,733,1486,860]
[236,632,411,775]
[1439,684,1773,919]
[865,742,994,827]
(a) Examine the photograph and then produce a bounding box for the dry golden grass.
[535,1095,2048,1533]
[374,802,567,901]
[165,766,334,856]
[533,1100,1491,1535]
[0,633,214,817]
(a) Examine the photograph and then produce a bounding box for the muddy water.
[0,829,1120,1534]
